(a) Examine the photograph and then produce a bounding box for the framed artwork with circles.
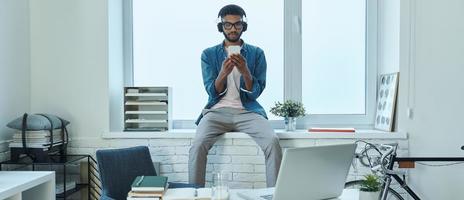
[375,72,399,131]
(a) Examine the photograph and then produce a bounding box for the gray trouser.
[188,107,282,187]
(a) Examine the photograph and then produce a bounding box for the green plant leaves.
[269,100,306,117]
[360,174,381,192]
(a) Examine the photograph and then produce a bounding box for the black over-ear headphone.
[217,5,248,32]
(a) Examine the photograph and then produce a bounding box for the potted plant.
[270,100,306,131]
[359,174,382,200]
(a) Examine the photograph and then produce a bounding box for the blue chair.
[96,146,196,200]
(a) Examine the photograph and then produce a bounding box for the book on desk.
[128,176,168,200]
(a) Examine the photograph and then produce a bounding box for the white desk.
[0,171,55,200]
[230,188,359,200]
[143,188,359,200]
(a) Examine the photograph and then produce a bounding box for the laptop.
[237,143,356,200]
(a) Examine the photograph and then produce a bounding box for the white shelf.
[124,87,171,131]
[125,111,167,114]
[125,93,167,97]
[125,101,167,106]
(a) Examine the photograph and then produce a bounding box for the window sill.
[102,129,407,139]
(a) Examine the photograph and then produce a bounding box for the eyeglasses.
[222,21,244,30]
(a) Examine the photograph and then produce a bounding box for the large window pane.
[302,0,366,114]
[133,0,283,120]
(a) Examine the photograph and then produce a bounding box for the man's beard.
[223,31,242,43]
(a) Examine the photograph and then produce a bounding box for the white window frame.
[285,0,378,128]
[120,0,378,129]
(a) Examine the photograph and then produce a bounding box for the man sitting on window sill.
[188,4,283,187]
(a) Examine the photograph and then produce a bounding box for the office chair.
[96,146,196,200]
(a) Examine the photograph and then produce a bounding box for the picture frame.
[374,72,399,131]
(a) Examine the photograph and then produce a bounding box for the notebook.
[131,176,168,192]
[163,188,212,200]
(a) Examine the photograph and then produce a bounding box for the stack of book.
[9,129,65,149]
[127,176,168,200]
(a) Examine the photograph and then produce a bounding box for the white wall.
[0,0,31,152]
[379,0,464,197]
[398,0,464,198]
[69,134,408,189]
[29,0,110,141]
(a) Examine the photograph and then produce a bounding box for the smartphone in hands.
[227,45,241,57]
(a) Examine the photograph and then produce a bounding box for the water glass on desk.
[212,171,229,200]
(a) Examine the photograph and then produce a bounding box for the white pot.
[359,191,381,200]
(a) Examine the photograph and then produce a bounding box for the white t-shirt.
[211,66,244,110]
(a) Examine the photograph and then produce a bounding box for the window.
[131,0,283,120]
[302,0,366,115]
[122,0,377,129]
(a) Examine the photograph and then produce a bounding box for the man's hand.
[215,59,235,94]
[229,54,250,77]
[230,54,253,91]
[218,59,234,80]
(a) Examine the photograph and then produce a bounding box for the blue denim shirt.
[195,41,268,125]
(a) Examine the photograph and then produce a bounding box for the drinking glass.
[212,171,229,200]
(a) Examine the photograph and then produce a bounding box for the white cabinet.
[0,171,55,200]
[124,87,172,131]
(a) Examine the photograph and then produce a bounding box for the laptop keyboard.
[260,194,274,200]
